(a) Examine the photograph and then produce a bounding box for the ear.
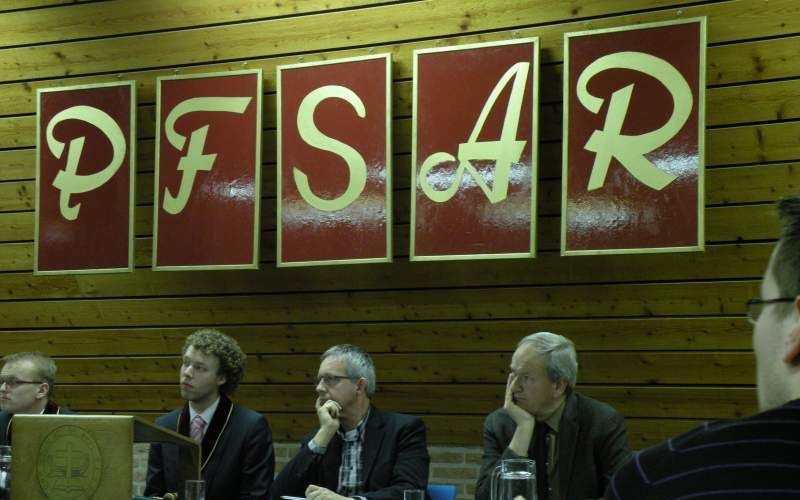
[355,377,367,395]
[781,297,800,364]
[554,379,568,397]
[216,373,227,388]
[36,382,50,400]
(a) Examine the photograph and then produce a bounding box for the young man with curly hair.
[145,328,274,500]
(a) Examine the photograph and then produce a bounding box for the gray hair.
[321,344,376,396]
[517,332,578,390]
[2,352,57,397]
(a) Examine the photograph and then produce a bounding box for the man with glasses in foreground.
[0,352,73,445]
[272,344,429,500]
[476,332,630,500]
[607,196,800,499]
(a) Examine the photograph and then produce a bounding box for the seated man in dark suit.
[272,344,429,500]
[476,332,630,500]
[607,196,800,499]
[0,351,73,445]
[145,328,274,500]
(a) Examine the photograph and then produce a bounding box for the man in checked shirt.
[272,344,430,500]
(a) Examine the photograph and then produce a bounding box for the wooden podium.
[10,415,199,500]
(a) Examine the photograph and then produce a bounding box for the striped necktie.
[190,415,206,443]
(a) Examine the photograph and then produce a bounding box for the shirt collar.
[189,396,220,425]
[542,397,567,433]
[339,406,371,442]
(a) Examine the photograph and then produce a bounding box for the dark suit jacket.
[271,406,430,500]
[0,400,74,446]
[144,395,274,500]
[475,392,630,500]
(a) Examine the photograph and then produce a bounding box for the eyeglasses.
[746,297,796,324]
[0,376,43,388]
[314,375,357,387]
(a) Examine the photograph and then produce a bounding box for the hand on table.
[306,484,351,500]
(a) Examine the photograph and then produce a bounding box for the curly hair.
[182,329,246,395]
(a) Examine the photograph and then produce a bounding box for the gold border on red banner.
[34,81,137,275]
[153,69,263,271]
[410,38,539,262]
[276,53,393,267]
[561,18,706,256]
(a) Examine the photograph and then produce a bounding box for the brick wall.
[133,442,483,500]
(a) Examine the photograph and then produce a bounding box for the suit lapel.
[43,400,61,414]
[200,395,234,472]
[176,403,191,435]
[361,406,385,486]
[322,434,343,489]
[558,393,579,499]
[175,395,235,474]
[3,415,11,445]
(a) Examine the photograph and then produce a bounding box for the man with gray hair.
[272,344,430,500]
[0,352,73,445]
[475,332,629,500]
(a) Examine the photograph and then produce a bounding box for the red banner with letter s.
[277,54,392,267]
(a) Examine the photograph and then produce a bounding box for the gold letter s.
[293,85,368,212]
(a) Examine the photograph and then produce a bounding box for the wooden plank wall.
[0,0,797,449]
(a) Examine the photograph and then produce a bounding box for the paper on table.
[281,496,307,500]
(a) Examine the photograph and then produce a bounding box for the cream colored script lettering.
[419,62,529,204]
[576,51,692,191]
[293,85,367,212]
[163,96,252,214]
[46,105,126,221]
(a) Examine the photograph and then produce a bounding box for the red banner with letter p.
[36,81,136,274]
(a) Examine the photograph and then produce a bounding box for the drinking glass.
[0,445,10,500]
[490,458,536,500]
[184,479,205,500]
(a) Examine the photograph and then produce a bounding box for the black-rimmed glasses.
[746,297,796,324]
[314,374,357,387]
[0,376,43,388]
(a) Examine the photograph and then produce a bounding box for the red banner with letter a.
[562,18,706,255]
[36,81,136,274]
[411,39,539,261]
[154,70,262,270]
[277,54,392,266]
